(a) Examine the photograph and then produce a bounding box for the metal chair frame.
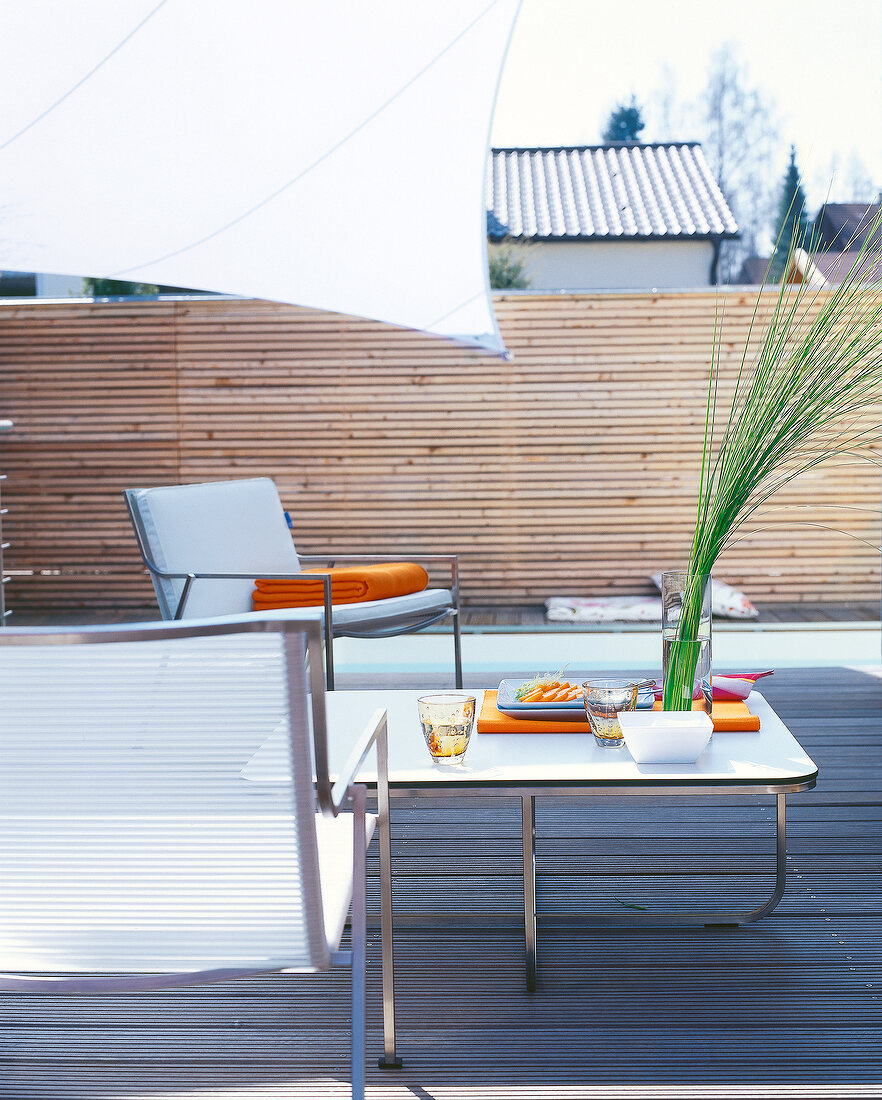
[0,615,398,1098]
[123,488,462,691]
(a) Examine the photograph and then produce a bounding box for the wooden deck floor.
[2,665,881,1097]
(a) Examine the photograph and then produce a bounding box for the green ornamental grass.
[664,210,882,710]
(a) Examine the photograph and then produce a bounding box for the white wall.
[510,239,716,291]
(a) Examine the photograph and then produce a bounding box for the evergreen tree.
[602,96,645,143]
[487,242,531,289]
[769,146,810,281]
[83,276,198,297]
[83,277,160,297]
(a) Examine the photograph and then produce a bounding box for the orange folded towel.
[477,691,760,734]
[252,561,429,610]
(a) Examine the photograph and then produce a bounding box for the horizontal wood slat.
[0,293,879,610]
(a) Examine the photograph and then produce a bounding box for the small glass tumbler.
[417,693,476,766]
[582,678,640,747]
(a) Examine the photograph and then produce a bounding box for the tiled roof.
[814,202,880,252]
[488,143,738,241]
[802,249,882,287]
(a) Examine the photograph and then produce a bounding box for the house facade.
[737,202,882,287]
[488,143,738,291]
[788,202,882,286]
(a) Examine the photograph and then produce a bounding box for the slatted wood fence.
[0,292,879,610]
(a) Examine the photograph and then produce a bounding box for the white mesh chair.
[0,615,395,1099]
[124,477,462,690]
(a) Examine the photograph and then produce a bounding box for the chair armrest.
[149,567,317,582]
[138,566,333,623]
[330,708,389,813]
[151,568,337,666]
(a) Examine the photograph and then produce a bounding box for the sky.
[491,0,882,214]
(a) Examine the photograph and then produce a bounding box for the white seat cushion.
[204,590,453,636]
[315,812,377,953]
[327,587,452,633]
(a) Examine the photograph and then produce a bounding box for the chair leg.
[350,786,367,1100]
[453,608,463,689]
[324,621,335,691]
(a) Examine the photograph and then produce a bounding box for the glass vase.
[661,571,712,713]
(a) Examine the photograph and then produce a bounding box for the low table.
[244,688,817,1060]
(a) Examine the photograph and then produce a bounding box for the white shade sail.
[0,0,518,355]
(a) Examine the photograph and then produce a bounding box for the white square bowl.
[618,711,713,764]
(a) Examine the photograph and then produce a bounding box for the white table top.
[242,689,818,793]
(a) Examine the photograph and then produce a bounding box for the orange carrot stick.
[521,680,580,704]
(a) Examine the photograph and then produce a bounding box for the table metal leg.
[522,795,537,992]
[530,792,789,930]
[700,790,788,926]
[743,791,787,921]
[372,789,788,1013]
[377,736,402,1069]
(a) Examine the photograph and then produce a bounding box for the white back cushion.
[131,478,301,618]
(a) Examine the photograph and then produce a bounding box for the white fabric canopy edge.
[0,0,521,357]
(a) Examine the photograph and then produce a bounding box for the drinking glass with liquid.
[417,693,476,766]
[582,679,639,747]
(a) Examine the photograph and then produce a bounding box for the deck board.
[1,665,880,1096]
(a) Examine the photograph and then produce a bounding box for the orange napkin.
[652,699,760,732]
[477,691,760,734]
[252,562,428,610]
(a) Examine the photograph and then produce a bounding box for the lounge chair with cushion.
[0,614,396,1099]
[124,477,461,689]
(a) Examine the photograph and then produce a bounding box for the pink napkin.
[652,670,774,702]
